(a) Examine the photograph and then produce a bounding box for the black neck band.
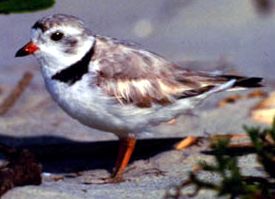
[51,43,95,85]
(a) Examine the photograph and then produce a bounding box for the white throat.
[37,36,95,78]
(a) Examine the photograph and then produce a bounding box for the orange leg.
[112,135,137,181]
[174,136,198,150]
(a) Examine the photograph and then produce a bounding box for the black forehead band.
[32,22,47,32]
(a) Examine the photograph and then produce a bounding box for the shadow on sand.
[0,134,185,173]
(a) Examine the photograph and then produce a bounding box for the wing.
[91,36,262,108]
[91,36,199,107]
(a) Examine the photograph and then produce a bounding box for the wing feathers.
[92,36,262,108]
[98,78,176,107]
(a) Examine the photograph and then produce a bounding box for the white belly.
[43,74,131,137]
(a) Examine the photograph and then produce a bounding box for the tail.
[220,75,263,89]
[178,75,263,99]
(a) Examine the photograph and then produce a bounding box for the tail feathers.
[221,75,263,88]
[178,75,263,99]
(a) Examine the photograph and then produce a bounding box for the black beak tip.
[15,48,27,57]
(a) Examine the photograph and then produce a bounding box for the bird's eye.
[50,31,64,41]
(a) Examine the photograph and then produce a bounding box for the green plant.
[166,119,275,199]
[0,0,55,14]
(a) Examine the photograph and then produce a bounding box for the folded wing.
[92,36,262,107]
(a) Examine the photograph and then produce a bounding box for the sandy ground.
[0,0,274,198]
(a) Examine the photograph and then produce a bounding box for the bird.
[15,14,262,182]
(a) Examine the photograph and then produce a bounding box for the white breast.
[41,66,134,137]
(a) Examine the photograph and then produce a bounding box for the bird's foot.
[81,172,125,184]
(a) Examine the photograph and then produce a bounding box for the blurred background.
[0,0,275,84]
[0,0,274,142]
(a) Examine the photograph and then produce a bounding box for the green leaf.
[269,117,275,140]
[0,0,55,14]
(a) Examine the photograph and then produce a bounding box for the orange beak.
[15,41,39,57]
